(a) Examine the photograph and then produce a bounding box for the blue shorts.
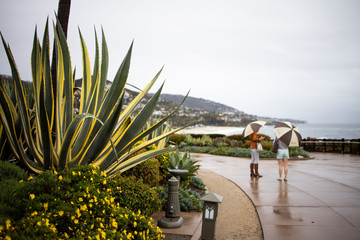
[276,149,289,159]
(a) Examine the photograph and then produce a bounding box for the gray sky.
[1,0,360,124]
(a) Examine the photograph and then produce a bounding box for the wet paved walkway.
[193,152,360,240]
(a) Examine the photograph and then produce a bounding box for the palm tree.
[51,0,71,132]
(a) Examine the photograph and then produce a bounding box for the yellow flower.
[53,169,58,175]
[59,211,64,216]
[58,175,63,181]
[29,194,35,200]
[64,232,69,238]
[76,208,81,217]
[28,176,33,180]
[80,205,87,211]
[95,234,100,240]
[78,197,83,202]
[112,220,118,228]
[5,236,11,240]
[43,203,48,211]
[19,180,23,183]
[5,219,11,230]
[134,221,137,227]
[74,219,79,224]
[101,231,106,238]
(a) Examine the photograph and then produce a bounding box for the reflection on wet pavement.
[195,152,360,240]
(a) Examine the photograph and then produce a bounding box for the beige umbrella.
[274,121,302,147]
[242,121,266,137]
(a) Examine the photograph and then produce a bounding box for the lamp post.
[200,192,223,240]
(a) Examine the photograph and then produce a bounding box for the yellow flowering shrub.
[0,166,164,239]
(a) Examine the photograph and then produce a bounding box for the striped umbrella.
[274,121,302,147]
[242,121,266,137]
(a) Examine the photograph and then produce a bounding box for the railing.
[301,138,360,155]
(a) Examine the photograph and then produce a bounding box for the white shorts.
[250,149,259,164]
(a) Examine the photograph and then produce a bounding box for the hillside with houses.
[1,75,307,128]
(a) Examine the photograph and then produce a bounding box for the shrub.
[230,140,242,148]
[225,147,250,157]
[227,134,247,142]
[0,161,28,182]
[169,134,186,145]
[181,146,213,153]
[0,165,164,239]
[209,147,232,155]
[290,147,310,158]
[121,157,161,187]
[109,175,162,217]
[160,181,203,212]
[0,178,26,222]
[211,137,231,148]
[258,150,277,158]
[260,140,273,151]
[200,135,213,146]
[189,176,206,190]
[242,141,251,148]
[156,153,170,184]
[0,163,30,222]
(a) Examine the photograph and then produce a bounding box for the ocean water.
[257,123,360,140]
[186,123,360,140]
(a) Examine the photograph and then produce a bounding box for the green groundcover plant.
[0,165,164,239]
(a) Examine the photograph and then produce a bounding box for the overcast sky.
[1,0,359,124]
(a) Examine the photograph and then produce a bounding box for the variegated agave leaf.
[0,17,188,176]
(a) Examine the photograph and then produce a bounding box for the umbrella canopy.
[242,121,266,137]
[274,121,302,147]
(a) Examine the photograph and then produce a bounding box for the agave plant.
[142,119,173,150]
[0,18,187,176]
[167,150,200,177]
[0,77,34,161]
